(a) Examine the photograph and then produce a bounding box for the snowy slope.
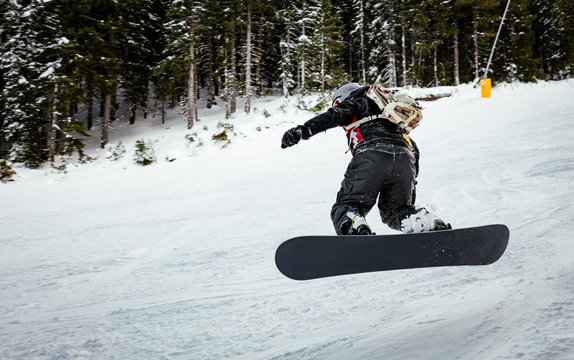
[1,80,573,360]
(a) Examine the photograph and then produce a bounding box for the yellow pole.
[480,78,491,98]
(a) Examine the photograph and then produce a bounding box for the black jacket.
[302,86,420,175]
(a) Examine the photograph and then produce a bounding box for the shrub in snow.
[309,95,331,112]
[217,122,234,132]
[51,163,67,172]
[106,142,126,161]
[297,93,331,113]
[185,133,197,143]
[185,133,204,148]
[213,122,235,143]
[212,130,229,142]
[133,139,156,166]
[0,158,16,183]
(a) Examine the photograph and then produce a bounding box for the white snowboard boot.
[400,209,451,234]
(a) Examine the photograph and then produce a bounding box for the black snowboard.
[275,224,509,280]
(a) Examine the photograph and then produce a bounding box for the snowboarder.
[281,83,451,235]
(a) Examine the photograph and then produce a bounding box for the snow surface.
[1,80,574,359]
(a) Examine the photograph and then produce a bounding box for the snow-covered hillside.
[1,80,573,359]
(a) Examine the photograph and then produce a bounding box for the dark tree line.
[1,0,573,168]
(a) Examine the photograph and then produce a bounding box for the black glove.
[281,125,310,148]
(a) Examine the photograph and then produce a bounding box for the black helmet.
[332,83,362,107]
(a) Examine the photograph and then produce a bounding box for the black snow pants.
[331,150,419,234]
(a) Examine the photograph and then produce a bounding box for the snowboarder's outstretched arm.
[281,100,359,148]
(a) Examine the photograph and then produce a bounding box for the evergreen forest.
[1,0,573,168]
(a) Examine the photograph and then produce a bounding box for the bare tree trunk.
[411,43,415,75]
[255,23,263,96]
[320,33,325,93]
[433,46,439,87]
[416,46,423,86]
[472,8,480,80]
[99,97,104,118]
[195,70,199,122]
[86,76,93,130]
[230,20,237,114]
[224,63,231,115]
[453,30,460,86]
[129,103,137,125]
[359,0,366,84]
[49,117,56,162]
[388,28,397,87]
[300,0,306,96]
[110,94,117,122]
[401,27,407,86]
[48,86,57,162]
[142,79,149,119]
[244,5,252,114]
[348,43,353,80]
[207,37,215,109]
[101,93,111,149]
[186,1,196,129]
[87,98,93,130]
[283,22,293,98]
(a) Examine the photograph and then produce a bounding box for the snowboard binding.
[341,212,375,235]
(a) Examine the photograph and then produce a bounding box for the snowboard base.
[275,224,509,280]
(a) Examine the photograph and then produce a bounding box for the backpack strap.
[342,114,384,131]
[401,133,415,151]
[343,114,415,152]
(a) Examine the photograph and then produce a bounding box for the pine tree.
[186,0,199,129]
[335,0,365,84]
[295,0,315,96]
[252,0,278,96]
[455,0,499,82]
[1,0,91,166]
[61,0,124,148]
[532,0,574,79]
[0,1,48,166]
[350,0,367,84]
[427,0,457,85]
[0,1,6,156]
[158,0,201,128]
[244,2,253,113]
[119,0,165,125]
[2,0,573,172]
[153,1,187,119]
[278,3,298,97]
[493,0,538,81]
[220,0,242,115]
[294,0,344,94]
[407,0,433,86]
[368,0,400,86]
[311,0,344,93]
[196,0,223,109]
